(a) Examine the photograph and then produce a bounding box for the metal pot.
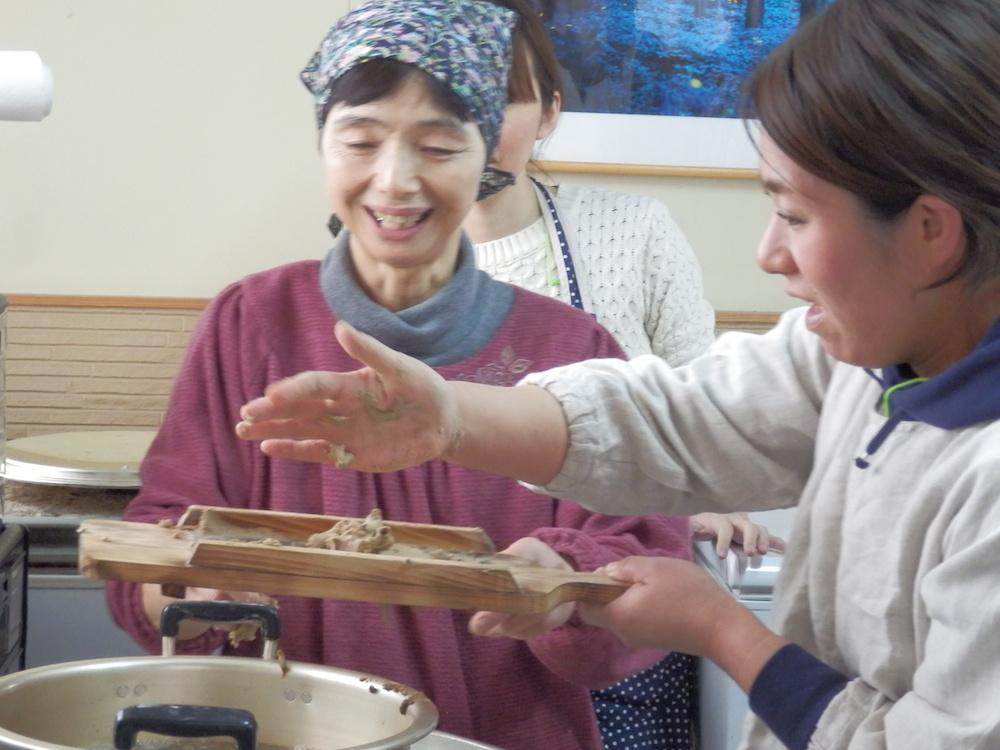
[411,732,498,749]
[0,602,438,750]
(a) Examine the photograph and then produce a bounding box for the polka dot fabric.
[592,652,696,749]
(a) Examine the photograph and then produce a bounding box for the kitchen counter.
[1,479,148,667]
[2,480,135,522]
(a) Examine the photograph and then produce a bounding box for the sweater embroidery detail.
[455,345,532,386]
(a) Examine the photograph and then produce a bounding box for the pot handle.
[114,704,257,750]
[160,601,281,659]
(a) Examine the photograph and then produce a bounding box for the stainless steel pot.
[0,602,439,750]
[411,732,499,749]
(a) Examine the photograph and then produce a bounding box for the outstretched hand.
[235,321,459,472]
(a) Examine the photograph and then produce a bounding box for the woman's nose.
[373,143,419,195]
[756,219,795,277]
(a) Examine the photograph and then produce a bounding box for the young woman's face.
[489,74,560,178]
[756,135,939,370]
[322,77,486,270]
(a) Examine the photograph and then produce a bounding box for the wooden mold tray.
[78,506,627,614]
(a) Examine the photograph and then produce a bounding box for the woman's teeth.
[373,211,422,229]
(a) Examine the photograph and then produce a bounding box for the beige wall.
[1,1,794,313]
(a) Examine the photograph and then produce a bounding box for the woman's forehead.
[325,85,482,141]
[759,136,829,201]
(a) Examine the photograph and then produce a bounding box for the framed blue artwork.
[537,0,835,175]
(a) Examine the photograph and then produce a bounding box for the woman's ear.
[536,91,562,141]
[908,194,967,285]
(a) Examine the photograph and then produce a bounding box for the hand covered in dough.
[235,321,459,473]
[468,537,577,640]
[142,583,276,641]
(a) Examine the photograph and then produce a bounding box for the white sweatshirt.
[523,307,1000,749]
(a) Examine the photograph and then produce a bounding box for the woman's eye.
[344,141,376,152]
[421,146,459,158]
[776,211,803,226]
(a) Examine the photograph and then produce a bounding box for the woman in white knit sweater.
[462,33,714,368]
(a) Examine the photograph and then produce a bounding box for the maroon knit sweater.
[106,258,691,750]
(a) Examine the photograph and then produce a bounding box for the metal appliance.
[0,429,152,668]
[0,294,29,676]
[2,56,53,673]
[22,515,146,668]
[695,508,796,750]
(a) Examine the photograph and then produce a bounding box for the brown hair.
[491,0,563,109]
[743,0,1000,283]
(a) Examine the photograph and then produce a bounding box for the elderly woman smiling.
[106,2,695,748]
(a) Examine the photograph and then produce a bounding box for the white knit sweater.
[474,184,716,364]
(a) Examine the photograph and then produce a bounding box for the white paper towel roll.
[0,50,54,121]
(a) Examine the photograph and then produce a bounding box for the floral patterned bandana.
[301,0,517,200]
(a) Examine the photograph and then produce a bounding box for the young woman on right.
[236,0,1000,747]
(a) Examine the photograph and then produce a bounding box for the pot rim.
[0,655,438,750]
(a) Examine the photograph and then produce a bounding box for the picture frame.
[537,112,759,178]
[343,0,831,178]
[535,1,833,178]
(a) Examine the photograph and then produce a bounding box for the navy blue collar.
[856,314,1000,468]
[867,314,1000,429]
[854,320,1000,469]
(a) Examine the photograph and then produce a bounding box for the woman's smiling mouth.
[368,208,431,230]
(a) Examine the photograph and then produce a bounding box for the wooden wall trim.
[715,311,780,329]
[533,161,758,180]
[6,294,209,310]
[6,294,780,329]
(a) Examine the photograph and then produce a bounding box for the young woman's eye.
[776,211,804,226]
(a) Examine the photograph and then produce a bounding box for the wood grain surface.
[79,509,627,614]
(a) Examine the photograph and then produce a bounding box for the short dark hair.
[743,0,1000,284]
[320,58,471,128]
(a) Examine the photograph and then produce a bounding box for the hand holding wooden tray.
[78,506,628,614]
